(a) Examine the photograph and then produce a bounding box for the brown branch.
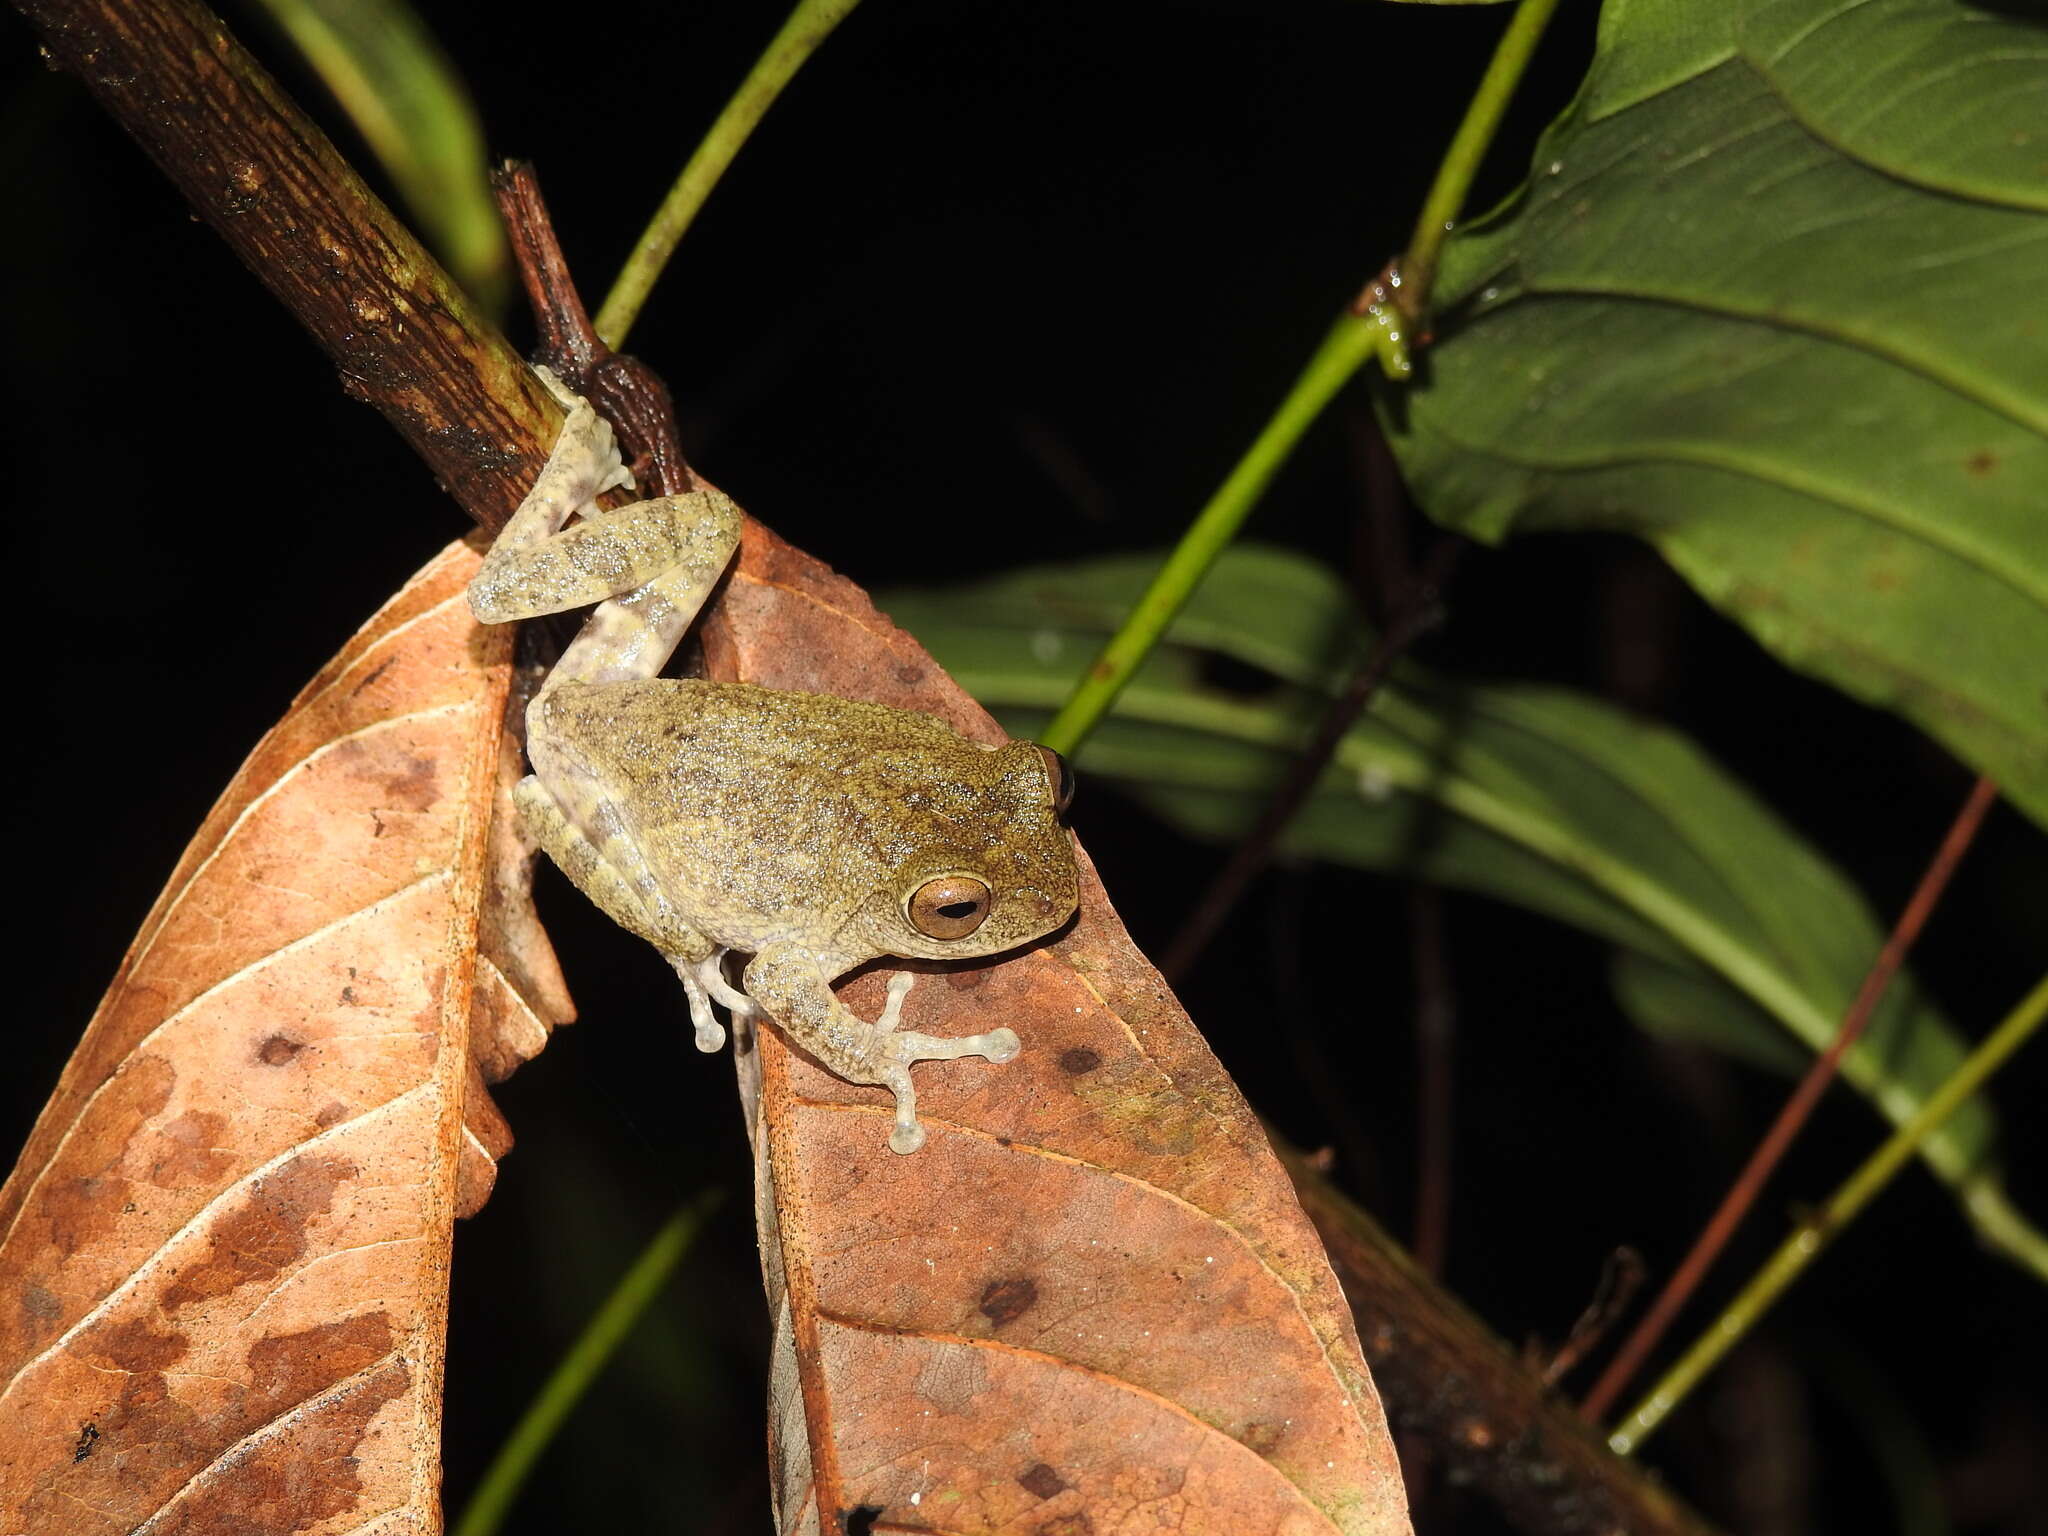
[1276,1142,1725,1536]
[14,0,562,533]
[492,163,697,501]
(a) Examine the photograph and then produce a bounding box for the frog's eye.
[1037,745,1077,816]
[909,876,992,940]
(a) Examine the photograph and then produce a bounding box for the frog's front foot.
[869,972,1022,1154]
[744,949,1024,1155]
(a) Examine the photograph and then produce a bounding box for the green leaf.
[1381,0,2048,829]
[1609,950,1809,1076]
[249,0,507,307]
[882,546,2047,1275]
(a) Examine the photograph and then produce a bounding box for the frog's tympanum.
[468,370,1079,1152]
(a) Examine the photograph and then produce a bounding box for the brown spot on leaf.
[45,1177,116,1262]
[151,1110,235,1184]
[1018,1462,1068,1499]
[92,1315,192,1374]
[72,1422,99,1462]
[349,657,395,696]
[945,967,990,992]
[313,1100,351,1128]
[258,1033,306,1065]
[1238,1419,1285,1454]
[246,1311,396,1405]
[19,1282,61,1339]
[381,752,441,811]
[144,1354,410,1535]
[894,663,926,686]
[162,1153,353,1313]
[1058,1047,1102,1075]
[979,1277,1039,1328]
[1966,449,1998,476]
[329,737,442,812]
[36,1055,178,1259]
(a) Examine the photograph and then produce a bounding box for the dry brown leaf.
[0,541,568,1534]
[704,521,1411,1536]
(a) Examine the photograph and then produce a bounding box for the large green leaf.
[882,546,2046,1274]
[1380,0,2048,829]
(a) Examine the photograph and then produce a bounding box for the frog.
[467,368,1080,1153]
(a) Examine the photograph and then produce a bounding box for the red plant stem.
[1578,773,2002,1426]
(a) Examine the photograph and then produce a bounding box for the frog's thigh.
[471,491,741,628]
[469,385,634,621]
[544,490,742,689]
[512,776,713,963]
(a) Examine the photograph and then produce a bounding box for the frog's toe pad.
[693,1018,727,1053]
[888,1119,927,1156]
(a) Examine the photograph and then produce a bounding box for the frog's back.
[545,679,976,794]
[534,679,996,941]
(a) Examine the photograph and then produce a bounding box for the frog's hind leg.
[467,368,637,622]
[511,775,730,1051]
[543,492,740,692]
[466,368,743,693]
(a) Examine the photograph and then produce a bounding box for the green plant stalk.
[1608,970,2048,1457]
[1398,0,1564,317]
[1038,315,1378,755]
[594,0,862,348]
[1042,0,1564,756]
[451,1193,721,1536]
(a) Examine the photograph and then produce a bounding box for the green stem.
[1608,971,2048,1457]
[1038,314,1379,756]
[1041,0,1565,756]
[1398,0,1563,318]
[451,1193,722,1536]
[594,0,862,349]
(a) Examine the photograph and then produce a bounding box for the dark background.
[5,1,2045,1531]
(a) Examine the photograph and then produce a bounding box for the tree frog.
[467,369,1079,1153]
